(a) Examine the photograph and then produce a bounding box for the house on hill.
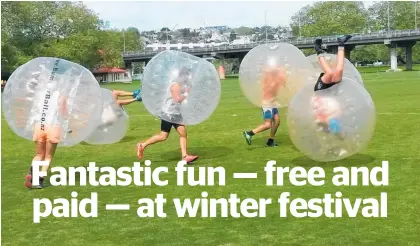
[92,67,132,83]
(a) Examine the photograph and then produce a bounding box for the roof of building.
[93,67,126,74]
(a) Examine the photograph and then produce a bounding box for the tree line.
[1,1,419,77]
[1,1,142,77]
[290,1,420,62]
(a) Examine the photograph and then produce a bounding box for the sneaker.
[132,89,141,98]
[182,155,198,164]
[243,131,252,145]
[24,170,32,188]
[32,179,45,189]
[136,143,144,160]
[135,93,142,102]
[24,173,45,189]
[337,35,352,46]
[314,39,327,54]
[266,141,279,147]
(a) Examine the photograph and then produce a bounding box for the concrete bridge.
[123,29,420,73]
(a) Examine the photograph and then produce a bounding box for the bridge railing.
[123,29,420,57]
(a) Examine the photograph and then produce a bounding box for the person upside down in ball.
[136,67,198,164]
[312,96,345,139]
[25,89,69,189]
[311,34,352,137]
[243,63,286,147]
[313,34,352,91]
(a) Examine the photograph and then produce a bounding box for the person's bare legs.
[332,47,345,82]
[269,114,280,139]
[175,125,198,163]
[112,90,134,102]
[117,98,137,105]
[314,35,352,88]
[243,119,272,145]
[252,119,272,134]
[176,125,188,158]
[136,131,169,159]
[43,142,57,175]
[142,132,169,148]
[25,141,46,188]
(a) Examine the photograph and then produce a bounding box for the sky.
[83,1,376,31]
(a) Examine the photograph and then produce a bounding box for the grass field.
[2,70,420,245]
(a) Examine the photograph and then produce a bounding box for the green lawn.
[2,71,420,245]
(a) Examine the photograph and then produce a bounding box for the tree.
[1,1,103,73]
[290,1,368,37]
[179,28,191,38]
[367,1,420,62]
[368,1,419,31]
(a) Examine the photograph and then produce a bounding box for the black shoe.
[314,39,326,54]
[243,131,252,145]
[33,177,45,189]
[337,35,352,46]
[266,139,279,147]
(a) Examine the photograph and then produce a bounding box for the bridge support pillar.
[397,41,417,71]
[124,62,133,81]
[388,43,399,72]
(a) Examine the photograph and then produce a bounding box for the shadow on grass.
[118,135,138,143]
[77,135,138,146]
[161,146,233,161]
[291,154,376,167]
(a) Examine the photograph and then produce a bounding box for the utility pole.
[123,29,126,52]
[415,1,418,29]
[265,10,268,41]
[387,1,390,33]
[298,13,302,38]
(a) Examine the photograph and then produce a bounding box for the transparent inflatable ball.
[287,79,375,162]
[2,57,102,146]
[142,50,221,125]
[84,88,129,145]
[239,43,313,108]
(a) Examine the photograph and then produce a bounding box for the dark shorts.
[161,120,183,133]
[314,73,339,91]
[160,112,184,133]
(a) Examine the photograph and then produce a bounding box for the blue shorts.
[262,107,279,120]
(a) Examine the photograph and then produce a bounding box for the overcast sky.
[83,1,375,31]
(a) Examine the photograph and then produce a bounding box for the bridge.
[123,29,420,73]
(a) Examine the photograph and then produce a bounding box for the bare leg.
[117,98,137,105]
[332,47,345,82]
[42,142,58,175]
[32,141,46,167]
[112,90,133,102]
[175,126,188,157]
[142,132,169,148]
[252,119,272,134]
[318,56,334,75]
[270,114,280,139]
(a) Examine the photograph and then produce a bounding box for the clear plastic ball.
[142,50,221,125]
[287,78,376,162]
[84,88,129,145]
[239,43,313,108]
[2,57,102,146]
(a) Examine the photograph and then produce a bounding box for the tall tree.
[290,1,368,37]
